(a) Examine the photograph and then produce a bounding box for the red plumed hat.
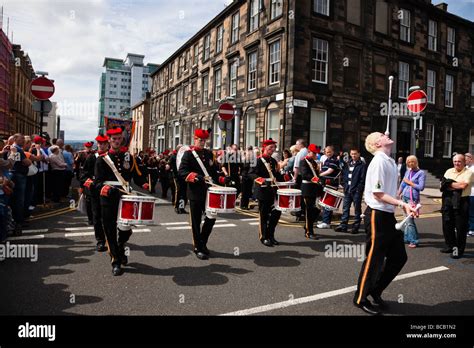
[95,135,109,143]
[308,144,321,154]
[84,141,94,148]
[262,138,277,147]
[106,127,122,136]
[194,128,211,140]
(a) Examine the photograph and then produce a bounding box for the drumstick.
[385,76,394,136]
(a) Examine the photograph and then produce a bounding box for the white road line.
[9,235,45,241]
[23,229,49,234]
[159,222,189,226]
[240,218,259,222]
[167,224,236,230]
[248,222,260,226]
[220,266,449,316]
[64,226,94,231]
[65,229,151,237]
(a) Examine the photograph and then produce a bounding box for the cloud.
[3,0,231,140]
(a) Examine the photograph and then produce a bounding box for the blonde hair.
[406,155,419,169]
[365,132,382,154]
[290,145,299,154]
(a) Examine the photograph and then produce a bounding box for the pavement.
[0,184,473,317]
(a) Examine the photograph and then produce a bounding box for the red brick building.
[0,29,11,138]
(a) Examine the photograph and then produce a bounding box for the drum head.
[277,188,301,195]
[209,186,237,193]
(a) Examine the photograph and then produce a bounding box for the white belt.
[302,180,316,184]
[104,181,121,186]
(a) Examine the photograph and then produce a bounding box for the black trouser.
[173,177,188,210]
[51,170,65,202]
[340,190,363,230]
[90,192,105,244]
[354,207,407,305]
[258,200,281,241]
[442,197,469,255]
[161,177,170,199]
[189,200,215,251]
[63,170,73,197]
[101,193,132,267]
[304,197,320,237]
[240,176,253,208]
[85,194,93,224]
[150,170,159,194]
[34,171,46,206]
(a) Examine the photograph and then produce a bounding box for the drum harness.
[191,150,220,187]
[102,155,150,197]
[260,157,278,188]
[302,159,319,184]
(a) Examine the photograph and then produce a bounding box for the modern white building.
[98,53,159,132]
[43,101,58,140]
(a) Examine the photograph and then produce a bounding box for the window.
[192,80,198,107]
[445,74,454,108]
[312,38,329,84]
[214,68,222,101]
[346,0,361,25]
[471,81,474,108]
[174,122,180,149]
[184,50,189,71]
[177,88,183,109]
[212,116,220,148]
[310,109,327,146]
[314,0,329,16]
[447,27,455,57]
[428,20,437,51]
[203,34,211,61]
[230,60,238,97]
[169,62,174,81]
[398,61,409,99]
[266,108,280,144]
[177,56,183,78]
[249,0,259,32]
[470,129,474,154]
[216,25,224,54]
[375,0,388,34]
[231,12,240,44]
[399,9,411,42]
[442,126,452,158]
[202,74,209,105]
[271,0,283,19]
[427,70,436,104]
[248,51,257,91]
[424,124,434,157]
[193,44,199,66]
[245,110,257,148]
[157,125,165,153]
[269,40,281,85]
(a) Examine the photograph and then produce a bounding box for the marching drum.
[317,187,345,211]
[275,188,302,213]
[118,195,156,226]
[276,181,295,189]
[206,186,237,214]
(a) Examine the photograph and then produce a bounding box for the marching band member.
[169,145,188,214]
[353,132,417,315]
[178,129,219,260]
[80,136,109,252]
[94,127,149,276]
[221,144,242,198]
[299,144,323,240]
[79,141,95,225]
[249,139,284,247]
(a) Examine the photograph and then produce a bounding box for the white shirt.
[364,151,398,213]
[293,147,308,170]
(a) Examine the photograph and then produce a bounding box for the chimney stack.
[435,3,448,11]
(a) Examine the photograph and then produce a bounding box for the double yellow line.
[28,206,76,221]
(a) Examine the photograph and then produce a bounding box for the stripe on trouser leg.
[357,209,376,304]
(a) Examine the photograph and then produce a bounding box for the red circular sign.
[218,103,234,121]
[31,77,55,100]
[407,90,427,114]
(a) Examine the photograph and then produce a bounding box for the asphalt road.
[0,201,473,316]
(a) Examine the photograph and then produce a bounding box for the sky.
[1,0,473,141]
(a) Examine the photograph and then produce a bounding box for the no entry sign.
[218,103,234,121]
[31,77,55,100]
[407,90,427,114]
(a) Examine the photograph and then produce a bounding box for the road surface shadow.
[125,262,252,286]
[0,237,102,315]
[127,242,192,258]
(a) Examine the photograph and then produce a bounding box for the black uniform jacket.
[248,155,283,202]
[300,156,323,198]
[79,151,98,195]
[178,147,219,201]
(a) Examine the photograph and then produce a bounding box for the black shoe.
[440,247,453,253]
[295,216,306,222]
[262,239,273,247]
[96,242,107,252]
[335,225,348,233]
[180,209,188,214]
[195,251,209,260]
[202,246,211,256]
[112,265,123,276]
[306,234,319,240]
[270,238,279,246]
[370,293,389,310]
[121,255,128,265]
[175,208,181,214]
[353,300,381,315]
[240,206,249,210]
[450,253,462,259]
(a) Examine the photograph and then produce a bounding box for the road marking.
[160,222,189,226]
[64,226,94,231]
[9,235,45,241]
[220,266,449,316]
[239,218,259,222]
[248,222,260,226]
[23,229,49,234]
[167,224,236,230]
[65,229,151,237]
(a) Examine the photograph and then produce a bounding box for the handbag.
[77,193,87,214]
[27,164,39,176]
